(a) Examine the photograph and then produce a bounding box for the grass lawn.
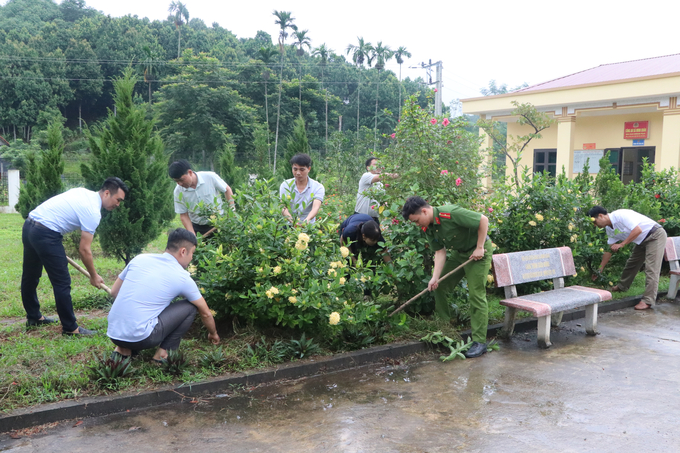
[0,212,670,414]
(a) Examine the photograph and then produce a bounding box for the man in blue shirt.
[22,177,128,336]
[108,228,220,362]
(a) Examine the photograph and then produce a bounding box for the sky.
[27,0,680,107]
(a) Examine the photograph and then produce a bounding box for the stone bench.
[664,236,680,299]
[492,246,612,348]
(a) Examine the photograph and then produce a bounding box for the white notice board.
[573,150,604,173]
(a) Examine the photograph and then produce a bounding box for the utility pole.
[414,59,443,116]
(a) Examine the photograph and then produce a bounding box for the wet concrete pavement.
[3,303,680,452]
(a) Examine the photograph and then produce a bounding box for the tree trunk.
[264,80,271,169]
[373,69,380,153]
[322,67,327,154]
[273,55,285,174]
[298,60,302,116]
[79,103,82,133]
[398,64,403,121]
[148,81,152,104]
[177,27,181,59]
[356,70,361,144]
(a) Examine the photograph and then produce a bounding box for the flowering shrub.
[191,180,394,344]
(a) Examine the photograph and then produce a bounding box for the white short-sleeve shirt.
[606,209,659,245]
[279,177,325,223]
[354,172,382,217]
[107,253,202,343]
[174,171,229,225]
[29,188,102,235]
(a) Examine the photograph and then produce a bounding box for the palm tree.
[168,1,190,59]
[140,46,163,104]
[346,37,373,142]
[256,46,279,169]
[393,46,411,121]
[312,44,332,150]
[371,42,393,152]
[293,29,311,115]
[272,10,296,174]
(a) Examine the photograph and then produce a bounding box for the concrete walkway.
[2,302,680,452]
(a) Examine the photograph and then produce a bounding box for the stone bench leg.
[537,315,552,349]
[551,311,563,327]
[669,273,680,299]
[500,307,517,339]
[585,304,599,336]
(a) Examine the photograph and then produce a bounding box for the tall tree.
[371,42,393,152]
[81,68,174,264]
[312,43,332,150]
[256,46,278,171]
[346,37,373,142]
[281,115,315,180]
[15,119,65,218]
[168,1,189,58]
[140,45,162,104]
[272,10,296,174]
[293,29,311,114]
[393,46,411,121]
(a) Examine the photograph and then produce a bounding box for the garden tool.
[66,256,112,295]
[389,259,473,317]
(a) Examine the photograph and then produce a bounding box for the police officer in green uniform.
[402,196,493,358]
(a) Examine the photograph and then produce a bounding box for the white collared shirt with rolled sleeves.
[606,209,659,245]
[173,171,229,225]
[279,177,325,223]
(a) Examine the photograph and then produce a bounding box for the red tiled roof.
[517,53,680,93]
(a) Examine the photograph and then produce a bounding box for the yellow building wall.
[505,111,666,179]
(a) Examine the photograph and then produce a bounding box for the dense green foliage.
[15,120,65,218]
[81,68,174,264]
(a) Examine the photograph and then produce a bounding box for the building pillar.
[659,107,680,172]
[478,123,494,188]
[556,116,576,178]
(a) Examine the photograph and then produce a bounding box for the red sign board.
[624,121,649,140]
[583,143,596,150]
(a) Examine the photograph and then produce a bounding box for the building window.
[533,149,557,177]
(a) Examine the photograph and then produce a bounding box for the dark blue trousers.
[21,219,78,332]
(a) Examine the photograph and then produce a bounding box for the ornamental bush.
[191,179,396,346]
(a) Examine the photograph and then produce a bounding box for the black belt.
[642,224,662,242]
[27,218,52,231]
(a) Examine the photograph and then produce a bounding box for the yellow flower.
[327,283,331,289]
[535,213,544,222]
[529,221,537,227]
[590,217,596,222]
[487,275,494,284]
[257,267,263,273]
[259,248,264,253]
[292,288,298,294]
[497,219,503,224]
[265,290,273,299]
[573,207,578,212]
[269,286,279,295]
[340,247,350,258]
[295,240,308,251]
[588,242,593,247]
[330,261,338,269]
[289,296,297,304]
[581,267,585,272]
[273,266,282,274]
[570,234,578,243]
[199,287,205,293]
[609,281,614,286]
[329,312,340,325]
[599,248,604,252]
[328,268,337,277]
[573,273,578,277]
[224,293,230,299]
[187,265,197,275]
[339,277,346,285]
[360,276,367,283]
[297,232,310,243]
[568,223,574,231]
[210,309,217,316]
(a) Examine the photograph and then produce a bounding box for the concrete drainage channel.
[0,293,648,433]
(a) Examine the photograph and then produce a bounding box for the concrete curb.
[0,291,658,433]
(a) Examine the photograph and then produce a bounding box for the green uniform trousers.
[434,239,493,343]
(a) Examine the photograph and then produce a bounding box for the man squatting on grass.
[402,196,492,358]
[589,206,667,310]
[107,228,219,362]
[168,159,235,236]
[21,177,128,336]
[279,153,325,224]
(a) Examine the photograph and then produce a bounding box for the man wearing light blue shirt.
[22,177,128,335]
[107,228,220,362]
[279,153,325,224]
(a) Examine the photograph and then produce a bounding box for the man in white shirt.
[22,177,128,335]
[279,153,325,224]
[589,206,667,310]
[169,160,235,236]
[107,228,220,362]
[354,157,395,223]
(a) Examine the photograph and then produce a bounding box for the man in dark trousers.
[21,177,128,335]
[402,196,492,358]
